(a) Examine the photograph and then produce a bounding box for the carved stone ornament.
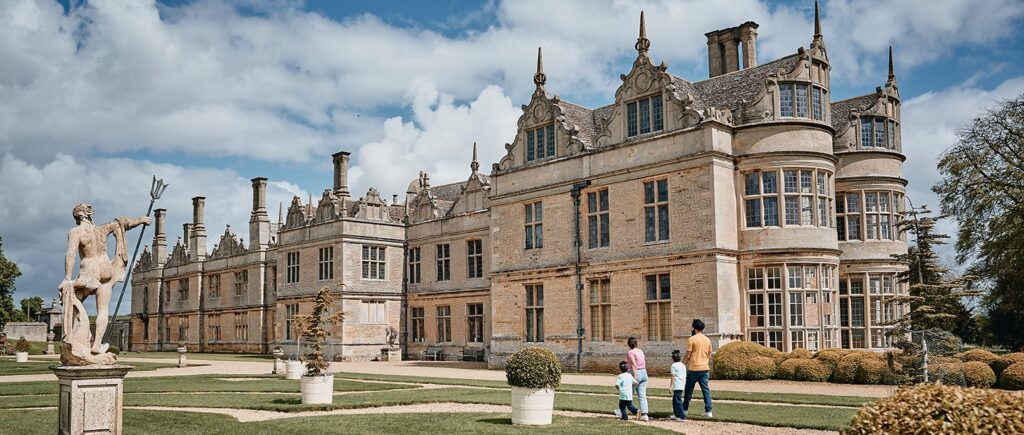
[165,237,189,267]
[496,90,583,172]
[354,188,393,222]
[284,196,307,229]
[209,226,247,260]
[133,246,153,273]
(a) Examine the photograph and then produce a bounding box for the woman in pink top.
[626,337,649,421]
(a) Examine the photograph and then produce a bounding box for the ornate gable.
[314,189,344,223]
[209,226,246,260]
[166,237,189,267]
[354,188,393,222]
[410,187,441,222]
[134,245,153,273]
[283,196,307,229]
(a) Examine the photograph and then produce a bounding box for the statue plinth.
[51,364,132,435]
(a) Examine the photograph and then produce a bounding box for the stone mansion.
[130,9,909,370]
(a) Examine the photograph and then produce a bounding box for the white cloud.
[0,153,306,305]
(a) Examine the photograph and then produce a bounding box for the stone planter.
[510,386,555,425]
[176,346,188,368]
[272,349,286,375]
[285,360,303,380]
[300,374,334,404]
[15,352,28,363]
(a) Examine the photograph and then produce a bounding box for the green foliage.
[991,353,1024,376]
[504,347,561,389]
[293,286,345,376]
[935,95,1024,350]
[0,237,23,330]
[813,349,846,370]
[712,341,781,380]
[13,337,29,353]
[843,384,1024,434]
[963,361,997,388]
[999,362,1024,390]
[18,297,43,319]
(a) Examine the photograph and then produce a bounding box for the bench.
[458,347,485,362]
[422,347,443,361]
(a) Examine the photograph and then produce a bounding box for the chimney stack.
[332,151,351,199]
[705,21,759,78]
[189,197,207,260]
[249,177,271,250]
[182,223,193,250]
[152,209,168,265]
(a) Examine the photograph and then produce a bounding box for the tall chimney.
[152,209,168,265]
[249,177,271,250]
[182,223,193,250]
[739,22,758,69]
[332,151,351,199]
[705,21,759,78]
[189,197,207,260]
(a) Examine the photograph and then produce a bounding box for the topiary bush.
[843,384,1024,434]
[712,341,781,380]
[787,358,833,382]
[999,362,1024,391]
[777,358,799,380]
[957,349,999,365]
[929,361,966,386]
[833,352,876,384]
[814,349,845,370]
[963,361,997,388]
[13,337,30,353]
[505,347,561,390]
[855,358,889,385]
[991,353,1024,377]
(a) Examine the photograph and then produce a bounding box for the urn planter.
[285,360,303,380]
[511,387,555,425]
[300,374,334,404]
[15,352,28,363]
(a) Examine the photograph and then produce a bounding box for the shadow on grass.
[270,398,301,405]
[476,417,512,426]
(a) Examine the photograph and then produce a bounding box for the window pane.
[527,130,535,161]
[657,179,668,202]
[874,119,885,148]
[644,207,655,242]
[784,171,798,193]
[780,84,794,117]
[812,87,822,120]
[627,102,638,137]
[746,199,762,228]
[785,197,799,225]
[643,182,654,204]
[639,98,651,134]
[764,197,779,226]
[796,85,808,117]
[658,205,669,240]
[888,120,896,149]
[652,95,664,131]
[745,173,760,195]
[762,171,777,194]
[861,118,873,147]
[546,125,555,157]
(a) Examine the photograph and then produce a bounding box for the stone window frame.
[233,270,247,297]
[435,243,451,282]
[745,263,840,352]
[467,303,485,343]
[626,93,665,138]
[177,278,189,302]
[586,188,610,249]
[408,246,422,284]
[207,274,221,299]
[466,239,483,279]
[839,272,905,350]
[436,305,452,343]
[317,246,334,281]
[588,278,612,342]
[285,251,300,284]
[524,283,544,342]
[233,312,248,341]
[743,168,833,229]
[177,315,188,342]
[642,178,670,243]
[778,82,828,121]
[859,116,899,151]
[644,273,672,342]
[410,307,425,343]
[836,189,903,242]
[362,300,387,324]
[208,314,221,341]
[524,202,544,250]
[525,123,556,162]
[284,303,299,341]
[361,245,387,280]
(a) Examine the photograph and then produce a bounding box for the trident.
[103,176,168,344]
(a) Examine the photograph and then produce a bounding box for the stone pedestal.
[177,347,187,368]
[272,350,286,375]
[46,331,56,355]
[380,348,401,362]
[51,365,132,435]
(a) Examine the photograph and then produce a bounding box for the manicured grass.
[0,374,413,397]
[0,409,673,435]
[0,359,178,376]
[120,351,272,361]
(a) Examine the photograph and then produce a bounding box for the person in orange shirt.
[682,319,713,419]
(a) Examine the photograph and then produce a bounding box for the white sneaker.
[704,411,713,418]
[613,409,622,418]
[640,415,650,422]
[668,416,680,421]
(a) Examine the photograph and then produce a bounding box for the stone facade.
[131,11,909,368]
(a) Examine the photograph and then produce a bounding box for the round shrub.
[814,349,845,369]
[991,353,1024,377]
[777,348,813,366]
[855,358,889,384]
[833,352,878,384]
[843,384,1024,434]
[963,361,997,388]
[777,358,799,380]
[929,361,966,386]
[957,349,999,365]
[713,342,781,380]
[505,347,561,390]
[999,362,1024,391]
[13,337,30,353]
[791,359,833,382]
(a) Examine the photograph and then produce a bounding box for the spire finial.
[814,0,822,37]
[470,142,480,173]
[887,45,896,83]
[635,11,650,54]
[533,47,546,88]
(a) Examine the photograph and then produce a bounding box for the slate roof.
[429,181,468,202]
[830,94,877,131]
[557,100,600,145]
[691,54,801,111]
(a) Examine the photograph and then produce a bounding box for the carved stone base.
[51,364,132,435]
[61,343,116,366]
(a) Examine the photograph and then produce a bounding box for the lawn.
[0,359,179,376]
[120,351,273,362]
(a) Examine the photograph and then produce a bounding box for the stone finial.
[533,47,546,89]
[635,11,651,54]
[887,45,896,84]
[814,0,822,37]
[470,142,480,173]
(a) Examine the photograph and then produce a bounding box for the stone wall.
[3,322,48,342]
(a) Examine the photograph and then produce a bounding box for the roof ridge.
[692,52,801,84]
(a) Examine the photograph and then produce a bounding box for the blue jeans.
[634,368,649,414]
[672,390,684,418]
[618,399,638,420]
[683,370,712,415]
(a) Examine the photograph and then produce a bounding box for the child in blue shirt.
[614,360,639,421]
[669,350,687,420]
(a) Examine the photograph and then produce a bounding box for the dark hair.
[671,350,681,362]
[619,361,629,373]
[692,319,705,332]
[627,337,637,349]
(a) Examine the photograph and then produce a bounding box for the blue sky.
[3,0,1024,308]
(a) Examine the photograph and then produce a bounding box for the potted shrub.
[14,337,30,362]
[505,347,561,425]
[293,286,344,404]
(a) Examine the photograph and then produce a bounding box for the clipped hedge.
[786,358,833,382]
[991,353,1024,377]
[843,384,1024,434]
[957,349,999,365]
[999,362,1024,391]
[963,361,997,388]
[833,352,880,384]
[713,342,781,380]
[814,349,846,369]
[505,347,561,389]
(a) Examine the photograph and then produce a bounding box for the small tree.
[0,333,11,355]
[14,337,30,353]
[293,286,344,376]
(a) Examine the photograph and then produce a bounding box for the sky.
[2,0,1024,309]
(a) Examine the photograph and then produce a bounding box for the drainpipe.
[570,180,591,373]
